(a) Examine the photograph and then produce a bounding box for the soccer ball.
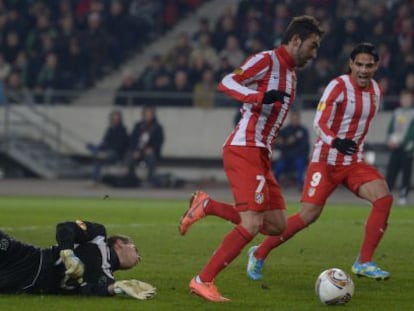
[315,268,354,305]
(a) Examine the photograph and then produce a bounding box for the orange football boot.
[189,277,230,302]
[179,190,209,235]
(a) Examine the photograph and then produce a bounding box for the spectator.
[273,111,310,189]
[56,14,78,59]
[164,32,193,72]
[81,12,108,86]
[188,55,210,87]
[59,37,89,91]
[218,35,245,69]
[404,72,414,96]
[114,70,138,106]
[126,105,164,185]
[3,31,22,64]
[4,7,28,39]
[137,54,167,91]
[215,55,234,81]
[107,0,132,67]
[26,14,58,58]
[189,33,218,69]
[193,68,216,108]
[33,52,61,103]
[385,90,414,205]
[192,17,211,46]
[128,0,161,42]
[12,51,29,86]
[87,110,129,183]
[212,14,237,51]
[168,70,192,106]
[0,53,11,81]
[4,71,32,104]
[151,72,172,106]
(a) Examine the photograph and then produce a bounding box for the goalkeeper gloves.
[262,90,290,105]
[332,138,357,155]
[60,249,85,280]
[113,280,157,300]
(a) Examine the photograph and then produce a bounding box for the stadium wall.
[0,106,392,158]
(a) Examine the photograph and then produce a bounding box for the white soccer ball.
[315,268,354,305]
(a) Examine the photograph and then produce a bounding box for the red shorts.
[301,161,385,206]
[223,146,286,212]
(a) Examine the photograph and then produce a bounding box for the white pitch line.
[1,223,149,232]
[1,219,414,232]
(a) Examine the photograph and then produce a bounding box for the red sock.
[199,225,253,282]
[205,198,241,224]
[255,213,306,260]
[359,195,392,263]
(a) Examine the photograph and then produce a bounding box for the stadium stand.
[0,0,412,184]
[111,0,413,110]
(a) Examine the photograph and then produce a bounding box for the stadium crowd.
[116,0,414,110]
[0,0,413,109]
[0,0,202,104]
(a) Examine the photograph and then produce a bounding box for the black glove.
[262,90,290,105]
[332,138,357,155]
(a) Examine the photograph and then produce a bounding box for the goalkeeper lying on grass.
[0,220,156,300]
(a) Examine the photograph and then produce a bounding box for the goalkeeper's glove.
[262,90,290,105]
[113,280,157,300]
[60,249,85,280]
[332,138,357,155]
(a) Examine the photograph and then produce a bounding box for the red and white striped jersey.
[311,74,382,166]
[217,46,297,152]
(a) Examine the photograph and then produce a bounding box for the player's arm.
[313,79,357,155]
[217,53,289,105]
[77,278,115,297]
[56,220,106,280]
[56,220,107,250]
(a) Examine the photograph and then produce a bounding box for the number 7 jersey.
[218,46,297,152]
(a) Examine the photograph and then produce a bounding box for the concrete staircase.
[0,136,89,179]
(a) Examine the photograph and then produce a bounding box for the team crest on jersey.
[255,192,264,204]
[317,101,326,111]
[233,67,244,75]
[76,220,87,231]
[308,187,316,197]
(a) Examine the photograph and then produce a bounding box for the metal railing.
[1,88,402,110]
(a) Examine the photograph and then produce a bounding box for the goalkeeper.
[0,220,156,299]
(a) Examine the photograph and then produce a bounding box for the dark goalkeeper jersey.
[0,221,120,296]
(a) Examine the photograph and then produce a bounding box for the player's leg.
[191,217,256,302]
[248,163,336,280]
[179,191,240,235]
[398,152,412,205]
[385,149,400,192]
[0,231,41,292]
[189,147,266,301]
[347,163,392,279]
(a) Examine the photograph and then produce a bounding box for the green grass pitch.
[0,196,413,311]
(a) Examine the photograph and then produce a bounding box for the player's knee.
[265,220,286,236]
[299,204,322,225]
[241,218,263,236]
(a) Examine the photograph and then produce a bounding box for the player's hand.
[60,249,85,280]
[262,90,290,105]
[113,280,157,300]
[332,138,357,155]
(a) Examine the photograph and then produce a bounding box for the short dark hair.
[281,15,324,44]
[350,43,379,62]
[107,235,134,248]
